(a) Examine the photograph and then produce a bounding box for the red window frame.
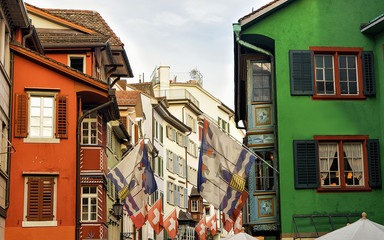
[314,135,370,192]
[310,47,365,100]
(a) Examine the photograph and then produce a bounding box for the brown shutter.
[41,178,54,221]
[56,95,68,139]
[27,178,40,221]
[14,93,28,138]
[27,177,54,221]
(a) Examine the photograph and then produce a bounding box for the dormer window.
[68,55,85,73]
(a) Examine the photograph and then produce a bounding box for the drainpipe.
[22,27,33,47]
[76,100,114,240]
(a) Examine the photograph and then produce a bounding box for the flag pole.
[201,114,279,174]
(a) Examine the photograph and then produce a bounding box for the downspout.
[76,100,114,240]
[5,49,15,210]
[22,26,33,47]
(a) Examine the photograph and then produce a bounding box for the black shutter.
[362,51,375,96]
[293,140,319,189]
[367,139,381,188]
[289,50,315,96]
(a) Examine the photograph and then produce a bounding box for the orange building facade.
[5,2,132,240]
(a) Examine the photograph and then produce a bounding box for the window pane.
[43,127,52,137]
[316,82,324,94]
[325,69,333,81]
[83,187,89,194]
[90,187,97,194]
[347,56,355,68]
[348,69,356,81]
[31,107,41,117]
[262,89,271,101]
[253,89,262,102]
[30,97,40,107]
[316,69,323,80]
[30,117,40,126]
[324,56,333,68]
[262,75,270,88]
[43,107,53,117]
[339,55,346,68]
[339,69,347,81]
[325,82,334,94]
[340,82,348,94]
[43,98,53,107]
[30,127,40,137]
[315,56,323,68]
[43,117,53,127]
[349,82,357,94]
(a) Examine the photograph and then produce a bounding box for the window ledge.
[317,187,371,193]
[312,95,366,101]
[22,220,57,227]
[24,138,60,144]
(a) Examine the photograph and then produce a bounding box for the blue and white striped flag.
[108,140,157,229]
[198,119,255,217]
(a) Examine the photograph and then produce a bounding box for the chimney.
[158,66,170,96]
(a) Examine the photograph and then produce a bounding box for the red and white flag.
[164,209,178,239]
[148,199,164,235]
[195,216,207,240]
[128,204,147,230]
[222,212,234,233]
[207,213,218,236]
[233,212,243,234]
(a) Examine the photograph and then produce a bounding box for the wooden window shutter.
[367,139,381,188]
[166,150,169,170]
[184,188,188,208]
[173,153,179,174]
[14,93,28,138]
[27,178,54,221]
[293,140,319,189]
[183,157,186,178]
[362,51,376,96]
[289,50,315,96]
[56,95,68,139]
[167,181,170,204]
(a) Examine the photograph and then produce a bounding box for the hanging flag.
[164,209,178,239]
[195,216,207,240]
[108,140,157,229]
[233,212,243,234]
[148,198,164,235]
[222,212,234,233]
[229,190,248,221]
[198,119,255,217]
[207,213,218,236]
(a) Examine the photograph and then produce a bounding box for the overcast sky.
[26,0,271,109]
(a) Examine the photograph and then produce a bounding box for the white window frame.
[81,186,98,222]
[22,176,58,227]
[178,156,184,177]
[81,112,98,145]
[68,55,86,73]
[25,92,59,143]
[191,199,198,212]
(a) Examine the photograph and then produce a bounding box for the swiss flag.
[233,212,243,234]
[148,199,164,235]
[195,216,207,240]
[222,212,234,233]
[128,204,147,230]
[207,213,218,236]
[164,209,178,239]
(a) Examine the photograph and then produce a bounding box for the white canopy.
[222,232,260,240]
[316,213,384,240]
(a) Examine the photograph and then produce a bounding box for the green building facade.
[233,0,383,239]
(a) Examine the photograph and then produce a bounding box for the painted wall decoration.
[258,197,274,217]
[248,133,274,147]
[255,106,271,126]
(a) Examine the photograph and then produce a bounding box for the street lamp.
[113,197,124,220]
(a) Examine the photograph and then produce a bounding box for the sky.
[25,0,271,109]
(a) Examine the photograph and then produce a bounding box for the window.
[252,61,272,102]
[186,114,196,132]
[23,176,57,227]
[293,136,381,191]
[68,55,85,73]
[81,112,98,145]
[179,186,185,208]
[289,48,376,98]
[81,186,97,221]
[107,124,112,149]
[191,199,198,212]
[176,131,184,146]
[178,156,185,177]
[167,181,174,205]
[188,140,197,157]
[188,167,197,185]
[14,92,68,142]
[167,150,174,172]
[218,117,230,134]
[158,156,163,177]
[166,125,176,141]
[1,123,8,172]
[153,119,158,140]
[205,206,210,215]
[254,152,274,192]
[319,141,364,188]
[159,124,163,144]
[199,126,203,141]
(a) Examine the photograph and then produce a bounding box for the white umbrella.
[222,231,260,240]
[316,213,384,240]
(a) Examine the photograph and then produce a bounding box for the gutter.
[75,100,114,240]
